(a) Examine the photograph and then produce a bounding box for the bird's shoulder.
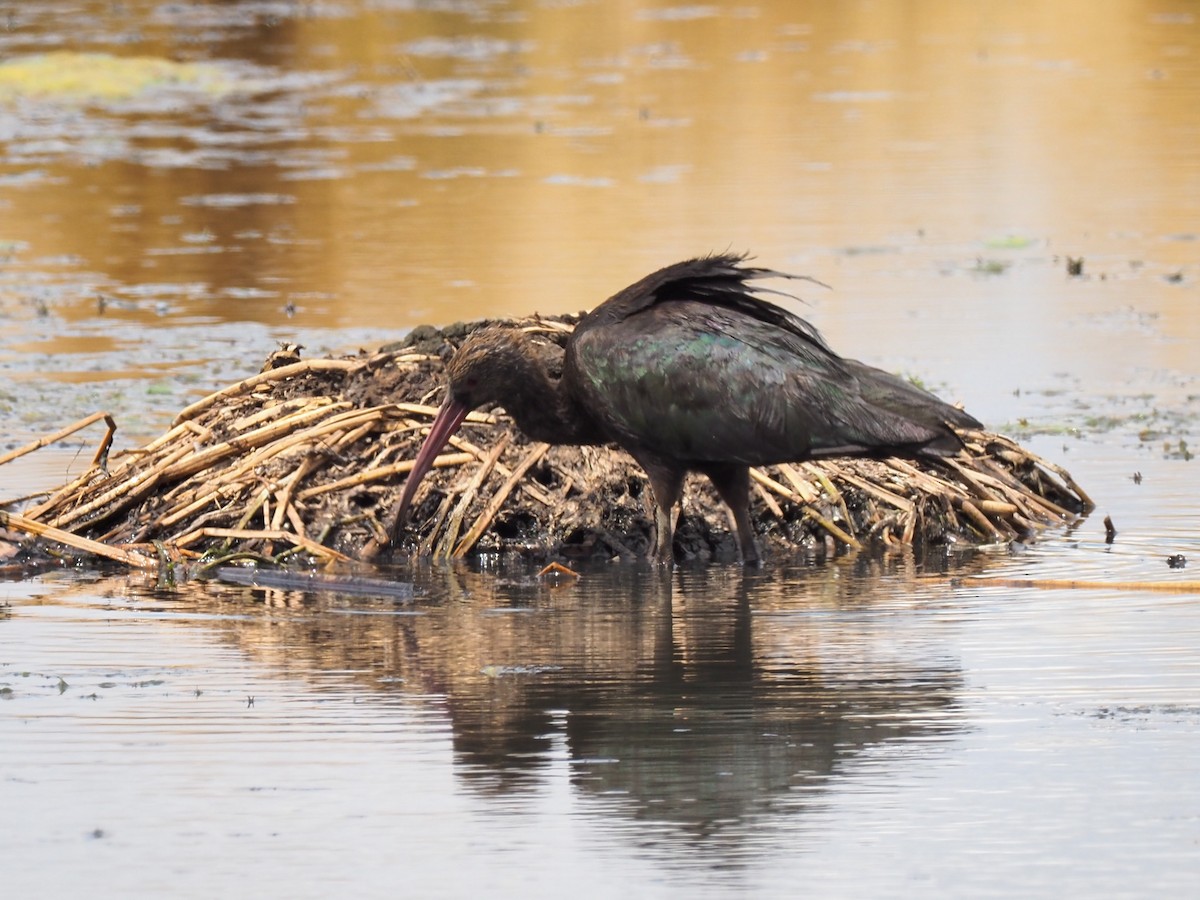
[571,299,841,382]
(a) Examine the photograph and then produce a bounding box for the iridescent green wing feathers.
[566,257,978,465]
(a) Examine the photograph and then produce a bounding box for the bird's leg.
[701,464,760,564]
[638,458,685,564]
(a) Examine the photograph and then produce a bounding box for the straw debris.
[1,316,1093,570]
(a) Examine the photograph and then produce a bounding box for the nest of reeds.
[1,316,1093,572]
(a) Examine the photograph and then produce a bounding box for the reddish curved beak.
[391,396,470,537]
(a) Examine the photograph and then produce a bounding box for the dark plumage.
[392,254,981,562]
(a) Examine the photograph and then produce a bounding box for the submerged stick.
[966,575,1200,594]
[213,565,416,600]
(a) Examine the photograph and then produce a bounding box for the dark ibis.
[391,254,981,562]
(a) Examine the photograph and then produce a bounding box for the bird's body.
[392,254,981,562]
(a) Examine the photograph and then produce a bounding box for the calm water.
[2,1,1200,897]
[4,526,1200,898]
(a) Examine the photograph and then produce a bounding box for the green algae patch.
[982,234,1039,250]
[0,52,247,103]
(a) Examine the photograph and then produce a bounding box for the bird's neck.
[503,365,601,446]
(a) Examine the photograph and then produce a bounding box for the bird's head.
[390,327,535,541]
[442,326,522,411]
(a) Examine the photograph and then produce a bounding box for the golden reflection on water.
[1,0,1196,342]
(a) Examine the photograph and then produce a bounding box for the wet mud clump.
[1,317,1093,570]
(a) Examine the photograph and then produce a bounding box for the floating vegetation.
[0,317,1093,573]
[972,258,1012,276]
[983,234,1038,250]
[0,52,253,104]
[1164,439,1194,461]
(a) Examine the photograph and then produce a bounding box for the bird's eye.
[464,376,479,390]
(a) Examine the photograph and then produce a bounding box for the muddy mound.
[2,316,1091,570]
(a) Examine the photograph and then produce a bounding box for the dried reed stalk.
[0,411,116,469]
[0,510,155,569]
[452,442,550,558]
[173,358,363,423]
[437,434,510,558]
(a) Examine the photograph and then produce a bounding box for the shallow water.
[5,541,1200,899]
[1,0,1197,442]
[2,1,1200,897]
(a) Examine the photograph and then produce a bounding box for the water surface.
[4,542,1200,898]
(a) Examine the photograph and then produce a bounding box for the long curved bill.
[392,396,471,534]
